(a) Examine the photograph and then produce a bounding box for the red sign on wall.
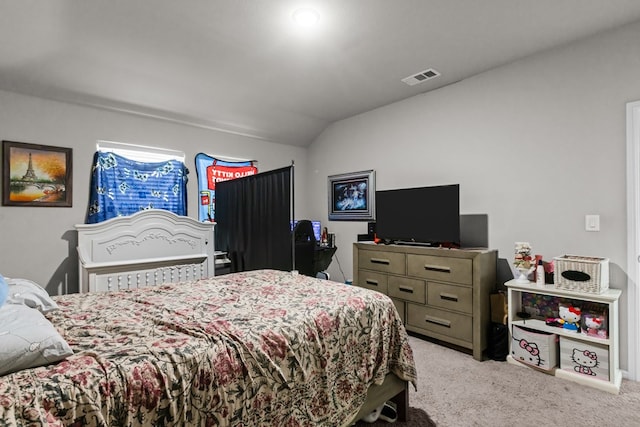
[206,163,258,190]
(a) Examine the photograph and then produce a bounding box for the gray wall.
[0,90,308,294]
[307,21,640,372]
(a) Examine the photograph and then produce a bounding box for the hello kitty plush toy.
[583,314,607,338]
[558,305,581,332]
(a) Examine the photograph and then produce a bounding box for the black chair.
[294,220,316,277]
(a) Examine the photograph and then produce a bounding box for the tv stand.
[353,242,497,361]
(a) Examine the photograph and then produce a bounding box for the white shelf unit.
[505,279,622,394]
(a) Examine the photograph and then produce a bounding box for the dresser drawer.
[358,249,406,275]
[407,254,473,285]
[427,282,472,314]
[407,304,472,343]
[356,270,388,294]
[389,276,426,304]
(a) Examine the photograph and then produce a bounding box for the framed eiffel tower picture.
[2,140,73,207]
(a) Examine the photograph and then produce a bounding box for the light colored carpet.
[406,334,640,426]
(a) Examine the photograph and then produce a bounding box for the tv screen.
[375,184,460,247]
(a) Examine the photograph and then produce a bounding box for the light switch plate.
[585,214,600,231]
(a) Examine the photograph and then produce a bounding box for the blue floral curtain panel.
[86,151,188,224]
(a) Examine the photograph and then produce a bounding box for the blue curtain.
[86,151,187,224]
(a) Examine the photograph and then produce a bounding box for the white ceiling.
[2,1,640,147]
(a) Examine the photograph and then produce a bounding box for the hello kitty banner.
[195,153,257,222]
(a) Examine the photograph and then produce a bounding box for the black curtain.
[215,166,292,273]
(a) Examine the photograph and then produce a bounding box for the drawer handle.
[425,316,451,328]
[440,292,458,302]
[424,264,451,273]
[370,258,390,265]
[365,279,379,286]
[399,286,414,294]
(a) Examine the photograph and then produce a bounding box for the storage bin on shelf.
[554,255,609,294]
[511,325,558,371]
[559,335,609,381]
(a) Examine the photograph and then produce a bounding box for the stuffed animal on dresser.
[558,305,581,332]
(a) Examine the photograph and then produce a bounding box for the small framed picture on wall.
[327,169,375,221]
[2,140,73,207]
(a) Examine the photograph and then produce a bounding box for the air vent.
[401,68,440,86]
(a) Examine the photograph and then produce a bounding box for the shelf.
[507,354,622,393]
[510,319,612,345]
[506,281,621,303]
[505,279,621,394]
[555,366,623,394]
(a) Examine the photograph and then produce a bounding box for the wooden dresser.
[353,242,497,361]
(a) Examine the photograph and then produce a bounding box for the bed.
[0,210,417,426]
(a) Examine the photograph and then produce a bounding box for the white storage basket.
[511,325,558,371]
[554,255,609,294]
[559,336,609,381]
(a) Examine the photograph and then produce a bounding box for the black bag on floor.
[487,322,508,361]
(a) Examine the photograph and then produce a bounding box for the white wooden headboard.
[75,210,215,293]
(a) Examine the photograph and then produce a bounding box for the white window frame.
[96,140,185,163]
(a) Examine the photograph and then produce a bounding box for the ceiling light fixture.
[291,7,320,27]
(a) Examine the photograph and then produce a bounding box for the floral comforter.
[0,269,416,426]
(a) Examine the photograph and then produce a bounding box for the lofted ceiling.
[2,1,640,147]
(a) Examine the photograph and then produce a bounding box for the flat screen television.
[375,184,460,247]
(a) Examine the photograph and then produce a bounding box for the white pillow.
[5,277,59,313]
[0,304,73,376]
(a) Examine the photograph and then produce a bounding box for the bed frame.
[350,374,409,424]
[74,209,409,423]
[75,210,215,293]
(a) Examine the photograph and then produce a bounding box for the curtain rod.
[203,152,258,163]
